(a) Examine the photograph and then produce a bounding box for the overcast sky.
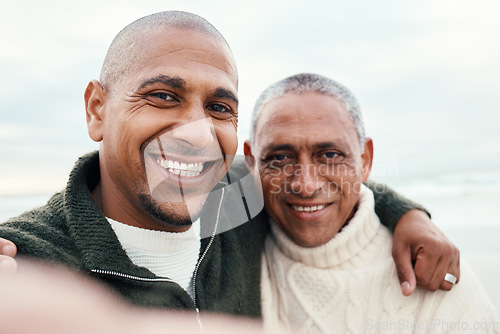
[1,0,499,195]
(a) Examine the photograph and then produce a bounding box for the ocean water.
[0,194,52,222]
[385,171,500,254]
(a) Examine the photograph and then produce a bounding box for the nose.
[290,163,325,197]
[171,117,215,150]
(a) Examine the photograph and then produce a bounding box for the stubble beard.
[138,192,199,227]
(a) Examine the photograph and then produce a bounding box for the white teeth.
[292,204,326,213]
[156,158,204,177]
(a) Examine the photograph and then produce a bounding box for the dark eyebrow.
[315,142,337,149]
[211,88,239,105]
[138,75,186,90]
[315,141,350,150]
[263,142,349,154]
[264,144,294,153]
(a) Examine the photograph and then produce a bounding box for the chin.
[138,193,199,227]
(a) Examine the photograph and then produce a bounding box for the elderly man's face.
[87,28,238,231]
[247,92,373,247]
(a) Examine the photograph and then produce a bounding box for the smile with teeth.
[156,158,205,178]
[291,204,327,213]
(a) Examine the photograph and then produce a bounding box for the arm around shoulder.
[366,180,430,231]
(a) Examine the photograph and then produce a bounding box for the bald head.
[100,11,232,93]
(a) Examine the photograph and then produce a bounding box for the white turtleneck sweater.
[261,185,498,333]
[108,218,201,299]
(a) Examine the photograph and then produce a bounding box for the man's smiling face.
[90,27,239,231]
[249,92,373,247]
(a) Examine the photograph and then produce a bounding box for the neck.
[91,181,191,232]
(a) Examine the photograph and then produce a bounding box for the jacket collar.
[64,151,156,277]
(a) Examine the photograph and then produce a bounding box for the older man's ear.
[361,137,374,182]
[243,140,256,172]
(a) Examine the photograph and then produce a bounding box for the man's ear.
[243,140,256,171]
[361,137,374,182]
[84,80,107,142]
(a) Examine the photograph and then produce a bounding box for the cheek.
[215,123,238,157]
[328,162,363,181]
[230,116,238,129]
[328,170,364,200]
[261,175,285,199]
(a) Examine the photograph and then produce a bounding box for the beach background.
[1,0,499,318]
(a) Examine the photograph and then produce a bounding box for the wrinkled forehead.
[254,92,358,152]
[142,27,238,82]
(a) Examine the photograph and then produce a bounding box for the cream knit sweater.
[261,186,498,333]
[108,218,201,299]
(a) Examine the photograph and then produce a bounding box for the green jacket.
[0,152,425,317]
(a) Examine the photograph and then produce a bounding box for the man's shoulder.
[1,191,66,230]
[0,191,80,266]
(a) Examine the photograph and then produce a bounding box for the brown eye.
[207,103,230,113]
[319,151,344,165]
[150,92,176,101]
[324,152,338,158]
[264,153,294,168]
[206,103,235,119]
[274,154,288,161]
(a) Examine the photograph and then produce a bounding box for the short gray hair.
[100,11,231,92]
[250,73,366,147]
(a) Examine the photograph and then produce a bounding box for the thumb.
[0,238,17,257]
[393,246,417,296]
[0,255,18,275]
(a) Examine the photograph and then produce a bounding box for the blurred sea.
[378,170,500,316]
[1,171,499,314]
[384,170,500,253]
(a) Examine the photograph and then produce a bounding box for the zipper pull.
[196,308,204,332]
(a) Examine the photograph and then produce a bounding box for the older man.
[244,73,497,333]
[0,11,457,322]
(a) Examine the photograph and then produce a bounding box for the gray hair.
[100,11,231,92]
[250,73,366,147]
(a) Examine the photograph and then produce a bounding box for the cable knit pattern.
[261,185,498,333]
[108,218,201,298]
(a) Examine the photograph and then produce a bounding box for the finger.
[0,255,18,274]
[0,238,17,257]
[439,249,461,291]
[392,245,417,296]
[413,247,439,289]
[428,255,453,291]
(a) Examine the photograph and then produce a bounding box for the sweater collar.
[269,185,382,268]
